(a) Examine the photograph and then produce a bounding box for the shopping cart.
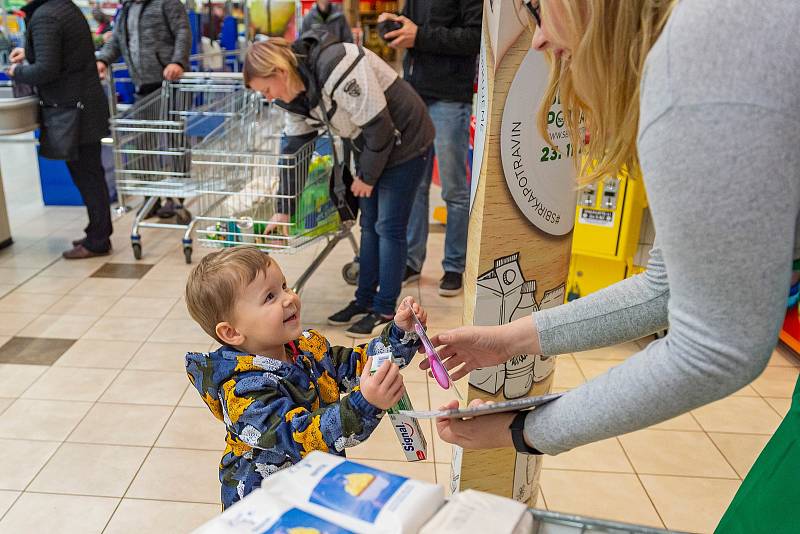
[189,99,360,292]
[110,72,249,261]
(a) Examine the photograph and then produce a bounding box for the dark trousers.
[66,142,113,253]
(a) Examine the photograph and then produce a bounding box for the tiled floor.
[0,170,798,533]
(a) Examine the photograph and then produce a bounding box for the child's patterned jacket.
[185,321,419,509]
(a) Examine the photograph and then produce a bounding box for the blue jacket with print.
[185,322,419,509]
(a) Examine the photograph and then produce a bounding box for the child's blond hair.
[185,247,273,344]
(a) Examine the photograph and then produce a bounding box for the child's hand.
[394,296,427,333]
[360,357,405,410]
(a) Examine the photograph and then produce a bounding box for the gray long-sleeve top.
[524,0,800,455]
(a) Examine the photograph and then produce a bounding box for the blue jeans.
[406,100,472,274]
[356,148,432,316]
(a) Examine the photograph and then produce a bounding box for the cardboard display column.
[451,0,576,504]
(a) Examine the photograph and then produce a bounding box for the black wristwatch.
[509,411,543,455]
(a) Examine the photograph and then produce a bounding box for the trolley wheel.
[342,261,359,286]
[184,246,193,264]
[132,242,142,260]
[176,207,192,226]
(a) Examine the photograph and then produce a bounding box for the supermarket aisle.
[0,176,796,532]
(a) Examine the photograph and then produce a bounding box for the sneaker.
[402,265,421,286]
[328,300,370,326]
[157,198,178,219]
[345,312,392,337]
[439,272,463,297]
[62,244,111,260]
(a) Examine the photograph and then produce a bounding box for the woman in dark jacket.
[8,0,113,259]
[244,31,435,336]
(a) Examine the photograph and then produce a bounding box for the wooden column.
[450,0,576,505]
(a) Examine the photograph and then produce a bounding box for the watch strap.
[509,411,543,455]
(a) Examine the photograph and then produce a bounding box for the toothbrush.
[407,302,463,400]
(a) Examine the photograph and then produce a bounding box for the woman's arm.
[12,16,63,86]
[523,104,797,454]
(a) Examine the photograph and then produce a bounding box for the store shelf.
[779,306,800,355]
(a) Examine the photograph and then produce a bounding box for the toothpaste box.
[371,352,428,462]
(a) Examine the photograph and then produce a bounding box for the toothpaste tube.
[371,352,428,462]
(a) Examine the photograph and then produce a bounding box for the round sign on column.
[501,49,576,236]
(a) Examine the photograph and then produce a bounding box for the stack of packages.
[194,451,533,534]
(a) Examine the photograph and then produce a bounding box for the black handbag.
[39,100,83,161]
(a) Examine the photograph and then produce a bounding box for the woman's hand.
[394,296,427,333]
[9,47,25,64]
[163,63,185,82]
[351,176,374,198]
[5,64,16,78]
[436,399,516,449]
[421,317,542,381]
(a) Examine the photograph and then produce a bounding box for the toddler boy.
[184,246,426,509]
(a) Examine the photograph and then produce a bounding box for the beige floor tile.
[127,448,221,504]
[400,360,431,384]
[39,259,105,278]
[431,428,453,464]
[69,277,137,297]
[179,385,207,408]
[553,355,585,389]
[0,439,60,490]
[692,396,782,434]
[0,398,11,415]
[540,470,663,528]
[543,438,633,473]
[750,366,799,398]
[434,462,454,495]
[0,251,61,270]
[83,317,161,341]
[104,499,220,534]
[0,291,61,314]
[648,412,702,431]
[127,341,207,373]
[148,319,214,344]
[417,287,464,310]
[0,267,39,285]
[29,442,149,497]
[729,384,760,397]
[22,367,119,402]
[141,262,195,281]
[424,305,464,329]
[165,297,192,320]
[764,396,791,417]
[17,314,99,340]
[0,399,92,440]
[55,339,142,369]
[15,276,83,295]
[45,294,119,317]
[0,286,14,299]
[0,364,48,397]
[100,370,189,406]
[0,312,38,336]
[639,475,740,533]
[619,429,736,478]
[106,296,178,319]
[126,279,186,299]
[768,345,800,367]
[156,407,226,450]
[0,491,18,518]
[574,342,641,361]
[709,432,771,479]
[576,359,620,380]
[68,403,173,447]
[354,458,438,484]
[349,416,434,463]
[0,492,119,534]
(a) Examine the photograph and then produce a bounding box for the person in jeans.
[8,0,112,259]
[379,0,482,296]
[242,31,434,337]
[95,0,191,219]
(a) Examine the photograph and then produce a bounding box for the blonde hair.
[185,247,273,344]
[243,38,305,93]
[536,0,678,184]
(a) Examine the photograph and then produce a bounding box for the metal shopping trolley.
[110,72,249,261]
[189,99,360,292]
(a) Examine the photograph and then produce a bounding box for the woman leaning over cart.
[243,30,434,337]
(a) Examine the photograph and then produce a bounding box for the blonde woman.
[428,1,799,528]
[243,31,434,337]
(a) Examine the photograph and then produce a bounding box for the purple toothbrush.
[408,302,462,399]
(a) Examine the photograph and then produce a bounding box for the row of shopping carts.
[108,59,360,292]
